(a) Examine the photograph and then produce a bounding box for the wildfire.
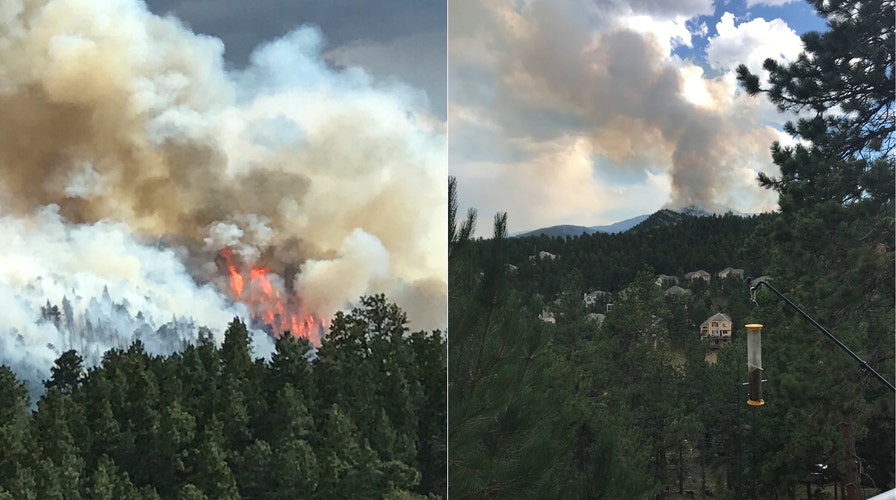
[220,247,244,297]
[219,247,325,344]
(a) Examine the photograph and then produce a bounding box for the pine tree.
[736,0,894,497]
[45,350,84,395]
[152,401,197,496]
[404,329,447,497]
[0,366,35,493]
[84,455,142,500]
[187,418,239,499]
[314,404,384,499]
[737,0,893,209]
[233,440,274,499]
[314,295,427,495]
[217,319,253,456]
[31,388,85,498]
[448,182,568,497]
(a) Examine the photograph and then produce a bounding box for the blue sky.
[450,0,831,235]
[674,0,827,72]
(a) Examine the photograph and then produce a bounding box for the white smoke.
[0,204,271,397]
[297,228,391,321]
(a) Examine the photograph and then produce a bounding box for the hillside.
[514,208,750,238]
[513,224,594,238]
[514,214,651,237]
[455,203,894,499]
[628,209,693,232]
[500,210,771,296]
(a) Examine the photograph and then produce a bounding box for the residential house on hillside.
[700,312,732,349]
[717,267,744,279]
[655,274,678,287]
[529,250,558,261]
[685,270,711,282]
[583,290,610,306]
[539,309,556,324]
[664,285,692,298]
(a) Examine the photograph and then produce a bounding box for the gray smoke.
[449,0,782,226]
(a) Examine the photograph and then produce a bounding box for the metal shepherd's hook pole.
[749,279,896,393]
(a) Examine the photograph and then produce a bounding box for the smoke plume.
[0,0,446,389]
[449,0,784,232]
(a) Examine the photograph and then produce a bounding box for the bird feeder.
[746,324,764,406]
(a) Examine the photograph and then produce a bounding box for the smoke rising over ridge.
[0,0,446,387]
[449,0,799,234]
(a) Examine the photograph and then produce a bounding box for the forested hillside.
[499,211,772,298]
[0,295,446,499]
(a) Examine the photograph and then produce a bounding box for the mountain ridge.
[513,206,753,238]
[512,214,650,238]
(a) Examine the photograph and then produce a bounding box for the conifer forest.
[0,296,446,499]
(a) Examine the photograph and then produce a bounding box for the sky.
[144,0,448,119]
[449,0,828,235]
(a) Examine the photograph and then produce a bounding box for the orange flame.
[220,247,244,297]
[218,247,326,344]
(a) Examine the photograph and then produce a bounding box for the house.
[655,274,678,287]
[663,285,692,298]
[583,290,609,306]
[684,270,711,282]
[539,310,556,324]
[700,312,732,349]
[529,250,558,261]
[717,267,744,279]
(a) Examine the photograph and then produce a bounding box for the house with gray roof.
[684,270,711,282]
[717,267,744,279]
[700,312,732,349]
[655,274,679,287]
[664,285,692,298]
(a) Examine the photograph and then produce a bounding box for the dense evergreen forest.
[449,0,894,498]
[499,211,773,299]
[0,295,446,499]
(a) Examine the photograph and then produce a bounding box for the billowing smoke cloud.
[450,0,796,232]
[297,228,390,319]
[0,0,446,387]
[0,204,276,398]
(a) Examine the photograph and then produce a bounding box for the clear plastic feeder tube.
[746,324,764,406]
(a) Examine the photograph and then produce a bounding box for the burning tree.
[217,247,326,344]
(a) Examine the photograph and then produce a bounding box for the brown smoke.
[0,0,446,331]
